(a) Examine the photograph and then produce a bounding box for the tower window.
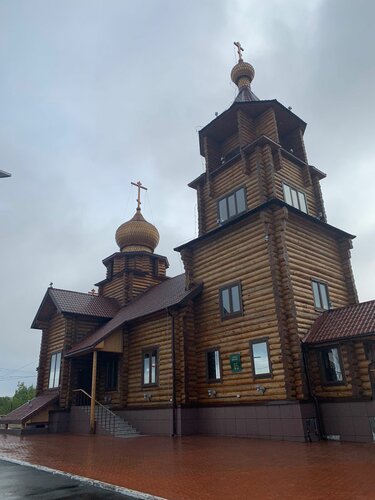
[311,280,330,310]
[206,349,221,382]
[142,347,158,386]
[319,347,344,384]
[218,187,247,224]
[48,351,61,389]
[220,282,243,318]
[283,183,308,213]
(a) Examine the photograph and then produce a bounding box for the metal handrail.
[72,388,118,436]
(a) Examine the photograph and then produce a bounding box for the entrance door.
[77,365,92,395]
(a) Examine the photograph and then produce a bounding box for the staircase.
[79,405,139,438]
[72,390,139,438]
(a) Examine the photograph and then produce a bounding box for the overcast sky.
[0,0,374,396]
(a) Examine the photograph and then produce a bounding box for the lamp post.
[0,170,11,178]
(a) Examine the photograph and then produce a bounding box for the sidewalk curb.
[0,455,167,500]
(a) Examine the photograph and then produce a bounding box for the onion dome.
[115,208,160,253]
[231,42,259,103]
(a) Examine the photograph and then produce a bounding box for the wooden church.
[1,44,374,443]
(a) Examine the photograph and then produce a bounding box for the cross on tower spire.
[234,41,244,62]
[131,180,147,211]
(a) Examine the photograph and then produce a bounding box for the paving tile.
[0,433,375,500]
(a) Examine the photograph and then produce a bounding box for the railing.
[72,389,118,437]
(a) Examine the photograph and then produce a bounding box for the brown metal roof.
[303,300,375,345]
[66,274,202,357]
[31,288,120,328]
[0,391,59,424]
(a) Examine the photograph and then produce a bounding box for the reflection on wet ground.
[0,459,131,499]
[0,433,374,499]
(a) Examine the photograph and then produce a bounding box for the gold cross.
[131,181,147,210]
[234,41,244,62]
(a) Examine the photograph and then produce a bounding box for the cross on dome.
[131,180,147,211]
[234,41,244,62]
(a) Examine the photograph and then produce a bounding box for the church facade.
[2,49,375,443]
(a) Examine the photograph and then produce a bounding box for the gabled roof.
[31,288,120,329]
[0,391,59,424]
[303,300,375,345]
[66,274,203,357]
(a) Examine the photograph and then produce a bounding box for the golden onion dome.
[115,208,160,253]
[230,59,255,88]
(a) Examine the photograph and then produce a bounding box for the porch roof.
[66,274,202,357]
[0,391,59,424]
[303,300,375,345]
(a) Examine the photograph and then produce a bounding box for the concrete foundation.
[320,399,375,443]
[117,402,318,442]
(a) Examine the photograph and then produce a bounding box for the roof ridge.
[325,299,375,314]
[50,288,111,298]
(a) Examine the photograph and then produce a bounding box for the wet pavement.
[0,459,130,499]
[0,433,374,499]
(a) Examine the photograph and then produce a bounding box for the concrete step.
[74,404,139,437]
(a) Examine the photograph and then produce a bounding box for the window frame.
[141,346,159,388]
[219,281,243,319]
[249,339,272,379]
[205,348,222,383]
[311,279,331,311]
[318,345,346,386]
[48,351,62,389]
[217,186,247,224]
[282,182,308,214]
[104,357,119,392]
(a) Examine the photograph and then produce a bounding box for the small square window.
[250,340,271,378]
[142,348,158,386]
[312,280,330,310]
[220,282,242,318]
[320,347,344,384]
[206,350,221,382]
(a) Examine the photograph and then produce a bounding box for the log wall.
[275,157,318,217]
[285,214,353,339]
[126,311,173,407]
[188,215,288,404]
[100,253,166,306]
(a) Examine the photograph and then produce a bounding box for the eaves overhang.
[198,99,307,156]
[174,198,355,252]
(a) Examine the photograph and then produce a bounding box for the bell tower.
[176,43,357,403]
[96,182,169,306]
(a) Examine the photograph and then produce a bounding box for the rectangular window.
[218,187,247,224]
[105,358,118,391]
[220,282,242,318]
[48,352,61,389]
[142,348,158,386]
[320,347,344,384]
[206,349,221,382]
[250,340,271,378]
[283,183,308,213]
[312,280,330,310]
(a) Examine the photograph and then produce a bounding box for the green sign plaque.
[229,353,242,373]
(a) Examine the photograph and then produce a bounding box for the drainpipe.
[301,342,324,440]
[167,308,177,437]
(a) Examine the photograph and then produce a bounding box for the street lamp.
[0,170,11,178]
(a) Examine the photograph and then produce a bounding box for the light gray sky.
[0,0,374,396]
